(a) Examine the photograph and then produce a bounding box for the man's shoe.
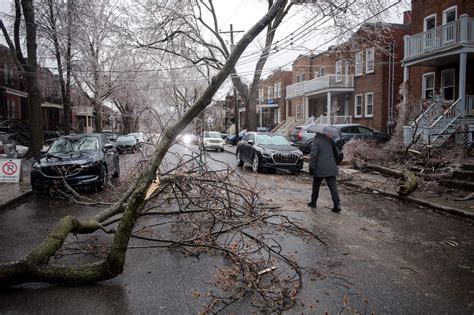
[331,205,341,212]
[307,202,316,208]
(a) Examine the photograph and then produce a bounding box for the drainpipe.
[326,91,332,125]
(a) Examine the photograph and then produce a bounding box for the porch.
[403,14,474,63]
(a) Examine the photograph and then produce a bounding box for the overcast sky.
[0,0,409,87]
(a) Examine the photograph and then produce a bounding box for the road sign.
[0,159,22,183]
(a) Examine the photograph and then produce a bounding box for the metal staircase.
[404,96,474,147]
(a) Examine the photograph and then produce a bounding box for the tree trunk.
[122,114,133,134]
[22,0,43,156]
[48,0,70,135]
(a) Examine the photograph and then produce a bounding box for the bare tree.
[35,0,78,135]
[72,0,123,133]
[0,0,44,156]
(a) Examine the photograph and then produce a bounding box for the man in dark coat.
[308,133,341,212]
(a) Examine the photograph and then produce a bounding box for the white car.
[128,132,147,144]
[201,131,225,152]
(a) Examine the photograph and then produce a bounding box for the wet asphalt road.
[0,143,473,314]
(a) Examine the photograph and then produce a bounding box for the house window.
[354,94,362,118]
[443,6,457,24]
[422,72,435,100]
[274,83,278,99]
[319,66,326,77]
[443,6,457,43]
[441,69,455,102]
[365,92,374,117]
[355,51,363,76]
[296,73,305,82]
[277,82,281,98]
[335,60,342,82]
[366,48,374,74]
[267,86,272,100]
[423,14,436,49]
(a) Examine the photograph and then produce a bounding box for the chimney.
[403,10,412,25]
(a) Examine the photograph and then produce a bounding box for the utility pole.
[220,24,244,144]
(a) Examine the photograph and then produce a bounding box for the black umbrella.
[306,124,340,139]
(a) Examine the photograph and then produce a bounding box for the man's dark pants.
[311,176,340,206]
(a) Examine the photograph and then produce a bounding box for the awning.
[41,102,63,109]
[2,87,28,98]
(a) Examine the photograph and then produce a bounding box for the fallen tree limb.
[353,160,418,196]
[341,181,473,220]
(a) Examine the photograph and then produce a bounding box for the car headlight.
[32,162,42,170]
[81,160,101,168]
[261,150,273,158]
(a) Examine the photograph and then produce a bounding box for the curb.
[342,181,474,221]
[0,190,33,211]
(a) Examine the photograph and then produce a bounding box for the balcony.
[404,15,474,63]
[286,74,354,99]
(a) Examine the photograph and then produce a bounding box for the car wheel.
[236,150,244,167]
[306,140,312,153]
[98,164,107,190]
[252,154,260,173]
[112,158,120,178]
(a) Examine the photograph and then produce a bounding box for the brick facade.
[286,22,410,133]
[258,69,292,128]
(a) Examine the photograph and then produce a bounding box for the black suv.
[236,132,304,173]
[291,123,390,153]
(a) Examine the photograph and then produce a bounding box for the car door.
[101,135,116,170]
[240,133,253,162]
[357,126,374,140]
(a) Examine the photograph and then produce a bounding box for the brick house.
[257,69,292,129]
[285,21,410,133]
[402,0,474,146]
[0,45,28,121]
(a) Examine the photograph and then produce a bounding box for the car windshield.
[117,136,136,144]
[203,132,221,139]
[255,134,290,145]
[49,136,99,154]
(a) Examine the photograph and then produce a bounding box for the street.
[0,143,473,314]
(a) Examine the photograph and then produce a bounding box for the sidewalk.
[222,144,474,220]
[0,159,33,210]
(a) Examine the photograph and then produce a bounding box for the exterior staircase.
[403,96,474,148]
[0,119,31,146]
[439,163,474,191]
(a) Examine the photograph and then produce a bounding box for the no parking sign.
[0,159,22,183]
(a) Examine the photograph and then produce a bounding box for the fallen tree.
[0,0,288,291]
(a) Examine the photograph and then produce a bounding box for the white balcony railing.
[286,74,354,99]
[404,15,474,60]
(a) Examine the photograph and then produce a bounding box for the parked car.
[31,133,119,192]
[128,132,147,144]
[116,135,140,153]
[226,129,247,146]
[201,131,225,151]
[236,131,304,173]
[0,132,28,158]
[256,127,272,132]
[101,131,118,142]
[290,123,390,153]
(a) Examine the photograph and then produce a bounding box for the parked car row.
[290,123,390,153]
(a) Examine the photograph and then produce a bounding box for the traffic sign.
[0,159,22,183]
